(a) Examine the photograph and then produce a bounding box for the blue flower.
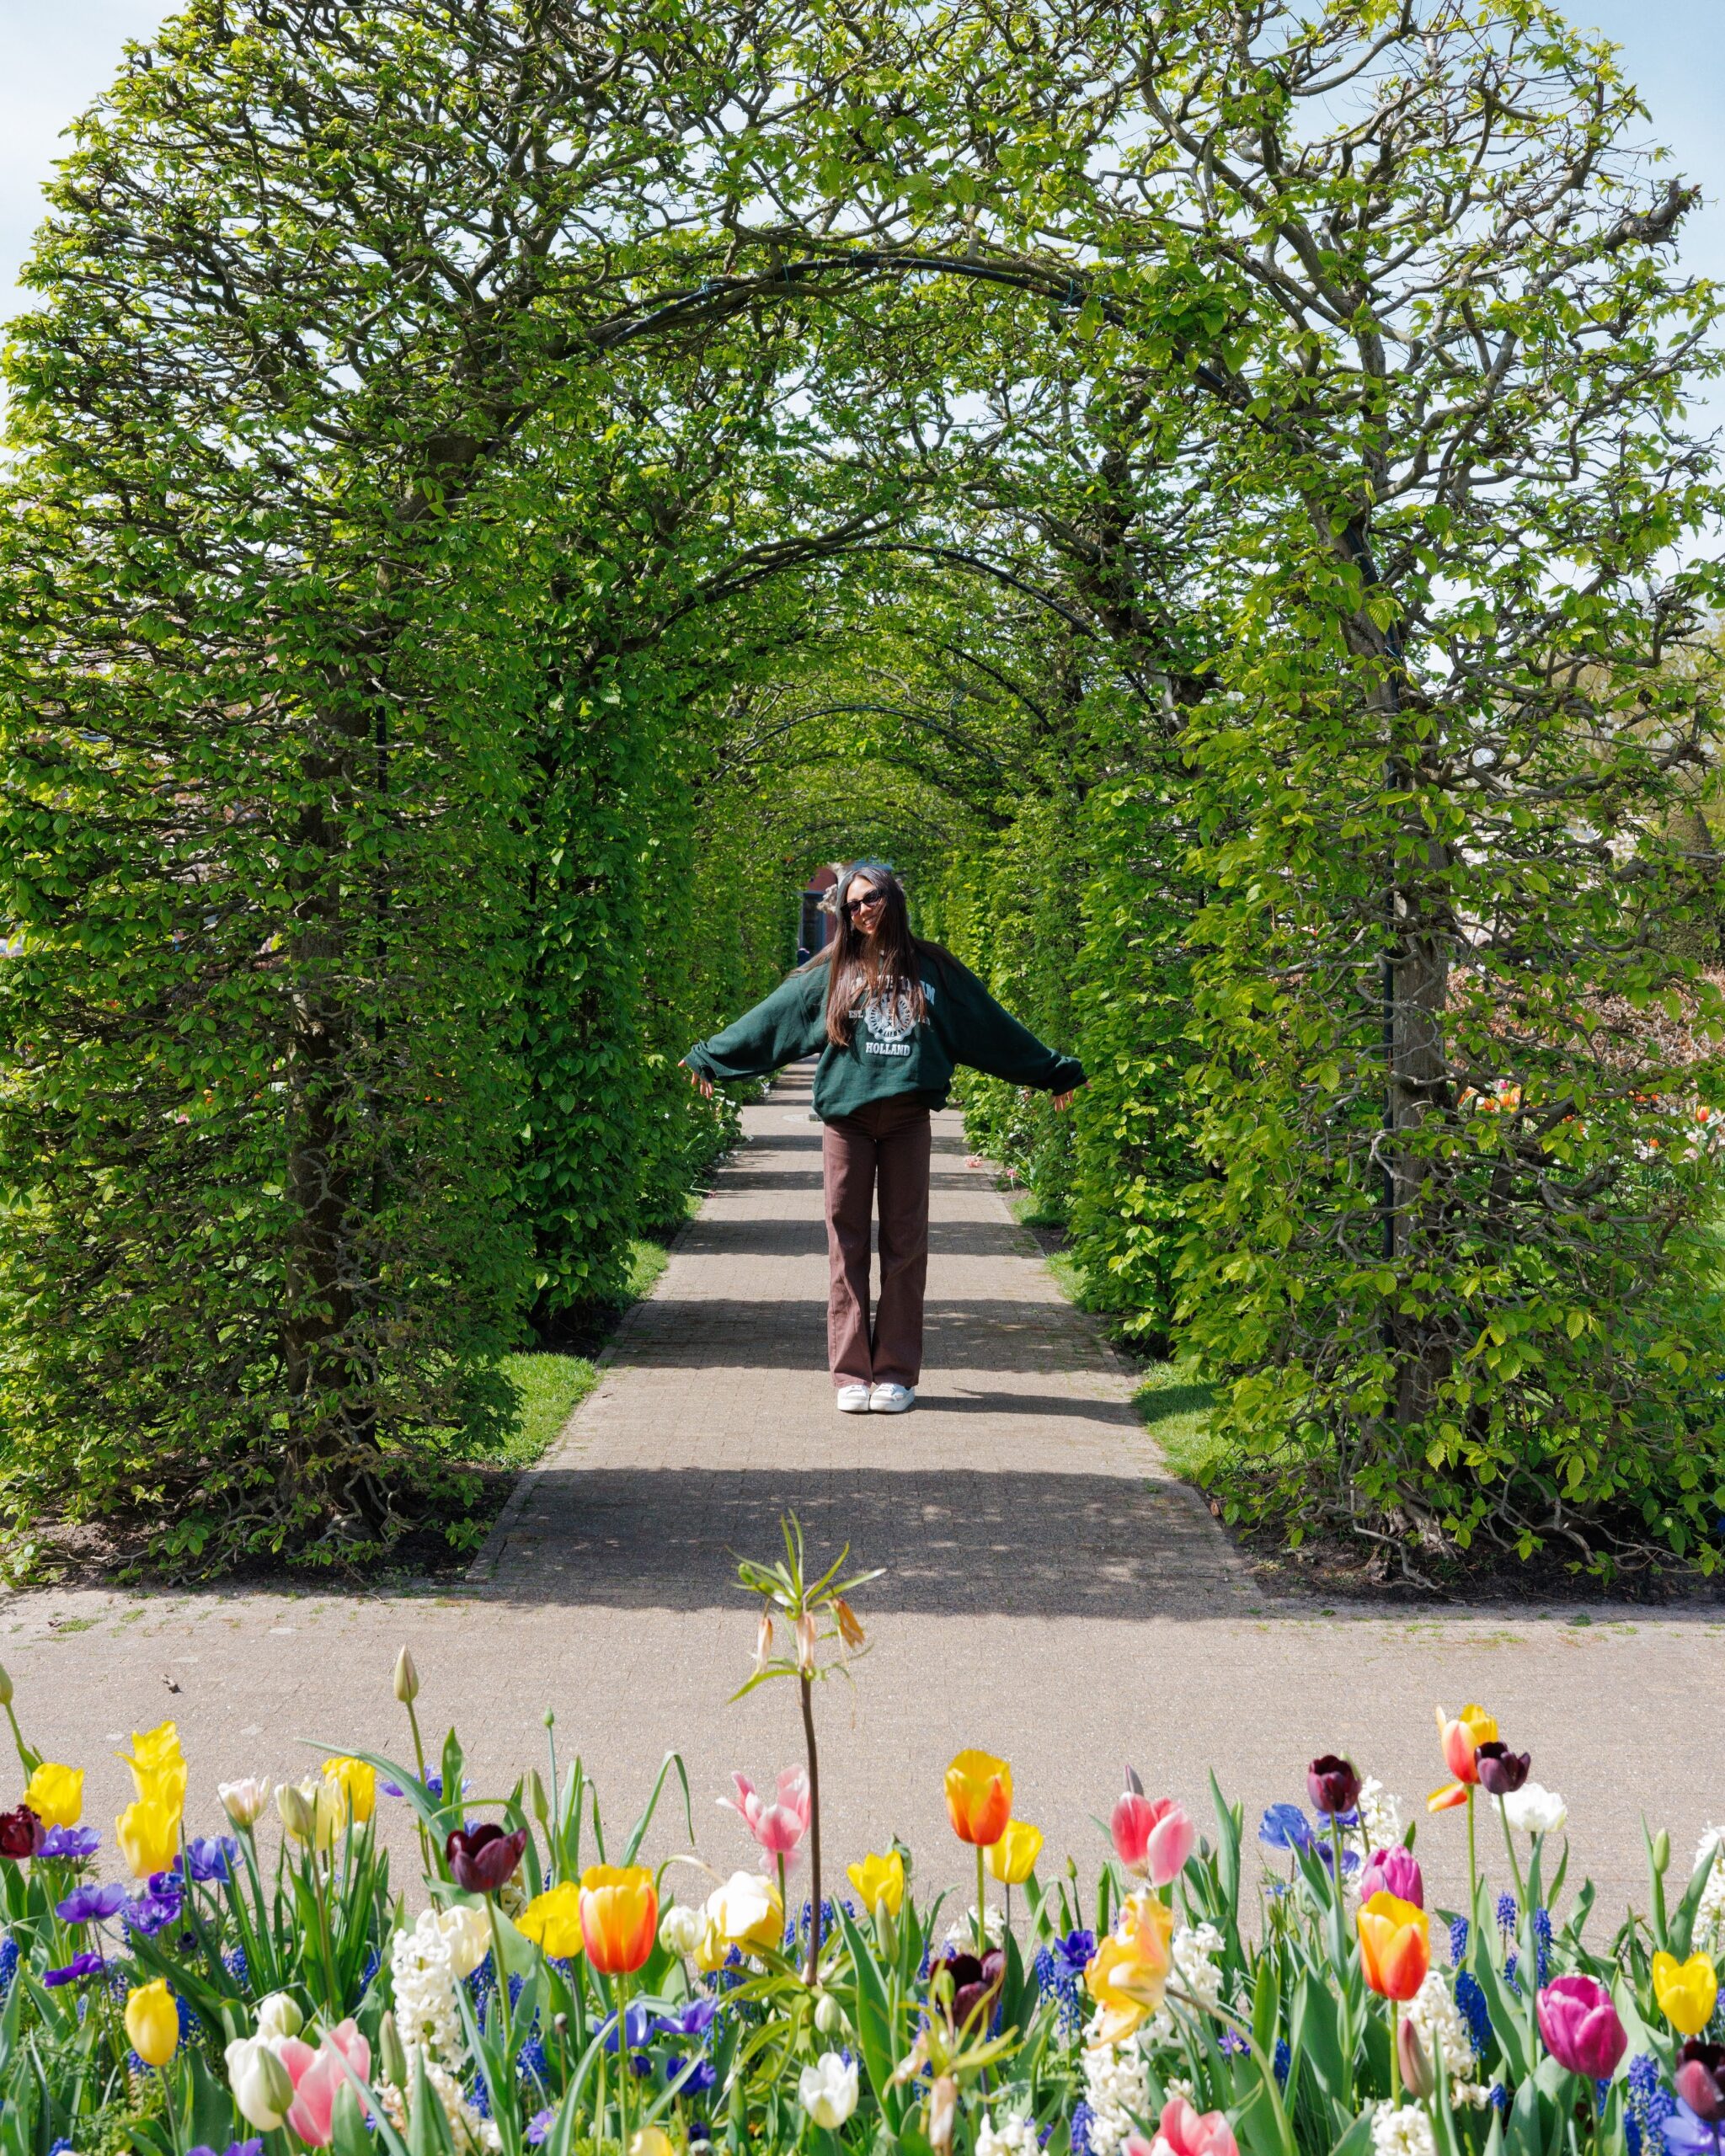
[1664,2102,1722,2156]
[516,2034,548,2088]
[1220,2029,1248,2057]
[655,1999,718,2041]
[125,1882,184,1938]
[42,1828,100,1861]
[0,1938,19,1992]
[1455,1972,1492,2056]
[176,1835,239,1883]
[526,2111,556,2148]
[1449,1917,1470,1967]
[50,2141,75,2156]
[1491,2086,1509,2115]
[45,1952,104,1988]
[1496,1893,1518,1933]
[1274,2040,1291,2088]
[1259,1805,1316,1854]
[1053,1929,1095,1977]
[225,1945,250,1987]
[1071,2102,1095,2156]
[669,2056,718,2095]
[57,1881,126,1925]
[1533,1907,1553,1987]
[602,2002,653,2055]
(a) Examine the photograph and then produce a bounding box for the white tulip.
[799,2052,860,2129]
[436,1903,491,1979]
[1497,1783,1567,1837]
[218,1777,271,1830]
[226,2035,294,2130]
[660,1903,704,1958]
[254,1991,304,2041]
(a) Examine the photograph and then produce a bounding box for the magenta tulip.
[1110,1788,1195,1886]
[1359,1846,1424,1910]
[445,1824,526,1896]
[1537,1976,1626,2080]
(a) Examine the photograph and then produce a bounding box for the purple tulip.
[935,1947,1006,2030]
[1359,1846,1425,1909]
[1307,1757,1362,1817]
[445,1824,526,1895]
[1474,1744,1530,1797]
[56,1881,126,1925]
[44,1951,104,1987]
[41,1828,100,1861]
[1537,1975,1626,2079]
[1677,2044,1725,2123]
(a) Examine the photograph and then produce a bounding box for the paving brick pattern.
[1,1064,1721,1920]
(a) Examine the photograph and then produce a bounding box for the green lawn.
[492,1222,689,1469]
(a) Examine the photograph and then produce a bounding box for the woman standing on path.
[681,860,1084,1414]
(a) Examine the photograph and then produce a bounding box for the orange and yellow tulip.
[1358,1891,1430,2001]
[579,1864,659,1976]
[1429,1704,1497,1812]
[1086,1892,1175,2045]
[945,1750,1012,1848]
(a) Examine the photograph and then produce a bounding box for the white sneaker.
[869,1383,916,1414]
[836,1384,872,1413]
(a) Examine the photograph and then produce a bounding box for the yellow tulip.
[631,2132,676,2156]
[1085,1891,1174,2046]
[944,1750,1012,1849]
[24,1762,83,1830]
[846,1850,905,1918]
[120,1721,184,1803]
[116,1795,182,1879]
[518,1881,585,1961]
[695,1872,783,1972]
[1654,1950,1719,2037]
[323,1756,376,1826]
[126,1978,179,2068]
[986,1821,1042,1886]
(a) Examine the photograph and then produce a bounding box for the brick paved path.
[3,1065,1722,1917]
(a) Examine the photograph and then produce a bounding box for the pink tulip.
[1111,1788,1196,1887]
[1537,1976,1626,2081]
[279,2021,372,2148]
[723,1769,811,1861]
[1124,2095,1240,2156]
[1359,1846,1424,1910]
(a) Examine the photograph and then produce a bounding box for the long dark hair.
[802,863,945,1049]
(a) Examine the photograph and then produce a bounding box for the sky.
[1,2,1721,387]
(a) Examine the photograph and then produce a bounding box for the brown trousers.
[822,1097,932,1388]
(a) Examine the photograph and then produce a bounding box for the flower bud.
[393,1646,419,1705]
[527,1768,550,1827]
[632,2132,676,2156]
[814,1990,846,2036]
[255,1992,304,2041]
[795,1611,817,1675]
[660,1903,704,1959]
[1654,1828,1672,1877]
[227,2034,294,2130]
[0,1663,13,1707]
[1397,2013,1434,2100]
[832,1598,865,1652]
[379,2009,408,2089]
[219,1776,271,1830]
[754,1612,774,1674]
[275,1781,314,1844]
[929,2075,958,2153]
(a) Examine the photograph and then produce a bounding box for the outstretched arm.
[937,958,1086,1097]
[682,969,826,1091]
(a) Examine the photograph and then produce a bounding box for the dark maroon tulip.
[1474,1743,1530,1797]
[936,1948,1005,2030]
[1306,1756,1361,1817]
[445,1823,526,1895]
[0,1805,45,1860]
[1677,2044,1725,2122]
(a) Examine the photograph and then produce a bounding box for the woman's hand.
[1051,1089,1078,1112]
[682,1061,714,1101]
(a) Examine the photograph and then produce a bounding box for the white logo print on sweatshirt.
[861,980,928,1058]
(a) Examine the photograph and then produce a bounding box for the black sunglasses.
[844,889,886,915]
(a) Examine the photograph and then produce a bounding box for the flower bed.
[0,1534,1719,2156]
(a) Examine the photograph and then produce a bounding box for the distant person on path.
[681,860,1084,1415]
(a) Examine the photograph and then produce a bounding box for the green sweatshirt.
[684,948,1085,1122]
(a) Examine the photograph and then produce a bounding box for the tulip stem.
[403,1695,435,1882]
[1328,1812,1348,1972]
[1498,1803,1527,1929]
[310,1851,339,2015]
[158,2064,179,2151]
[1390,2004,1402,2105]
[617,1970,631,2156]
[976,1844,988,1958]
[1466,1790,1477,1917]
[485,1895,514,2070]
[800,1669,824,1986]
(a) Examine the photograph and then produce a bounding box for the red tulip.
[0,1806,45,1860]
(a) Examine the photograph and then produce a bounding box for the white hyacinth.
[1080,2020,1151,2156]
[1695,1828,1725,1951]
[1144,1924,1225,2048]
[1357,1779,1405,1851]
[389,1907,463,2065]
[378,2058,499,2154]
[977,2112,1040,2156]
[1405,1972,1491,2107]
[1371,2105,1437,2156]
